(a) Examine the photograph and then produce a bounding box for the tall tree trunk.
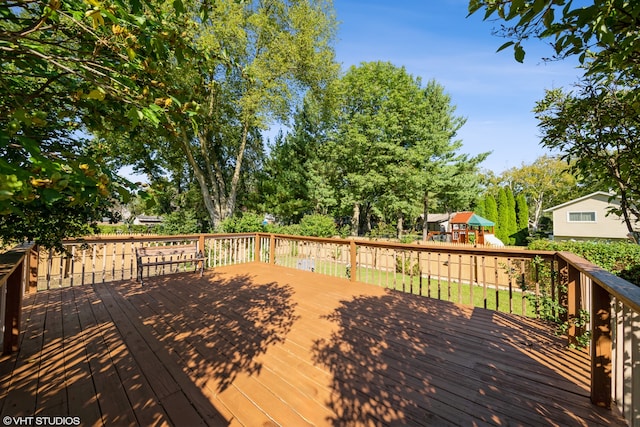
[421,192,430,241]
[364,204,372,235]
[352,203,360,236]
[226,119,251,219]
[180,130,221,228]
[618,188,636,237]
[531,192,544,232]
[397,212,404,239]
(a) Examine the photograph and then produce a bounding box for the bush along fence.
[2,233,639,424]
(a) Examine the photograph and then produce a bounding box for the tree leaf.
[87,89,106,100]
[497,41,515,52]
[514,44,526,63]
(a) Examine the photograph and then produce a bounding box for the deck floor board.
[0,263,628,426]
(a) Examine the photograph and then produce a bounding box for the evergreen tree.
[484,194,498,227]
[515,193,530,245]
[505,187,517,245]
[474,197,486,218]
[496,188,509,244]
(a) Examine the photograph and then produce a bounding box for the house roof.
[451,211,474,223]
[425,213,451,223]
[543,191,616,213]
[135,215,164,223]
[450,211,495,227]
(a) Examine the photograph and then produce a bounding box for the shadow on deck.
[0,263,627,426]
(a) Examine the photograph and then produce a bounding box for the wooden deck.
[0,263,627,426]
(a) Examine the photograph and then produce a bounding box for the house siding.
[550,193,628,240]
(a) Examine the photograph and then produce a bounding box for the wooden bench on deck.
[135,244,205,285]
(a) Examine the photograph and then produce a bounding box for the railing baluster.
[457,254,462,304]
[520,259,526,316]
[482,256,487,310]
[58,251,63,288]
[427,252,432,299]
[507,258,513,314]
[91,245,97,286]
[437,253,441,299]
[446,253,452,301]
[70,246,75,287]
[469,255,475,306]
[494,257,499,311]
[418,252,422,296]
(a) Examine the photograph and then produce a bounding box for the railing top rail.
[62,233,256,245]
[258,233,556,259]
[0,242,35,288]
[557,251,640,314]
[257,233,351,246]
[353,239,556,259]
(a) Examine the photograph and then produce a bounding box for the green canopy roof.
[467,214,494,227]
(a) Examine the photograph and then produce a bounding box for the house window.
[568,211,596,222]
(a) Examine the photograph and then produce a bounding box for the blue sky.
[332,0,583,174]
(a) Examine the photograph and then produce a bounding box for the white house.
[544,191,633,241]
[133,215,164,226]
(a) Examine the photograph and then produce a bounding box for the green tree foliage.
[496,187,509,244]
[470,1,640,243]
[529,240,640,286]
[0,0,200,248]
[484,194,498,226]
[474,196,486,218]
[505,186,517,244]
[324,62,486,237]
[298,214,337,237]
[500,155,587,232]
[106,0,339,230]
[468,0,640,80]
[220,212,265,233]
[261,131,313,223]
[534,83,640,238]
[155,210,201,235]
[515,192,530,245]
[260,95,335,223]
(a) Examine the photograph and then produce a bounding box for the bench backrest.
[136,244,201,259]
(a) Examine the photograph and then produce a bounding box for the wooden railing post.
[28,246,38,293]
[269,234,275,264]
[255,234,261,262]
[198,234,205,255]
[566,263,581,347]
[591,281,612,408]
[350,240,357,283]
[3,259,25,355]
[557,256,582,346]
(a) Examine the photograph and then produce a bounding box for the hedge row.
[528,240,640,286]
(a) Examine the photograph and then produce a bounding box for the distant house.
[424,213,452,232]
[133,215,163,226]
[544,191,633,241]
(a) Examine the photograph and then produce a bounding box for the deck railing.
[261,234,558,317]
[0,243,36,355]
[3,233,639,425]
[33,234,257,290]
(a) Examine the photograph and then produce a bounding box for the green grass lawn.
[277,255,538,317]
[354,264,536,317]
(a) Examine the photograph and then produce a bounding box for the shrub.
[368,222,396,239]
[220,212,265,233]
[271,223,303,236]
[156,210,201,235]
[298,214,336,237]
[528,239,640,286]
